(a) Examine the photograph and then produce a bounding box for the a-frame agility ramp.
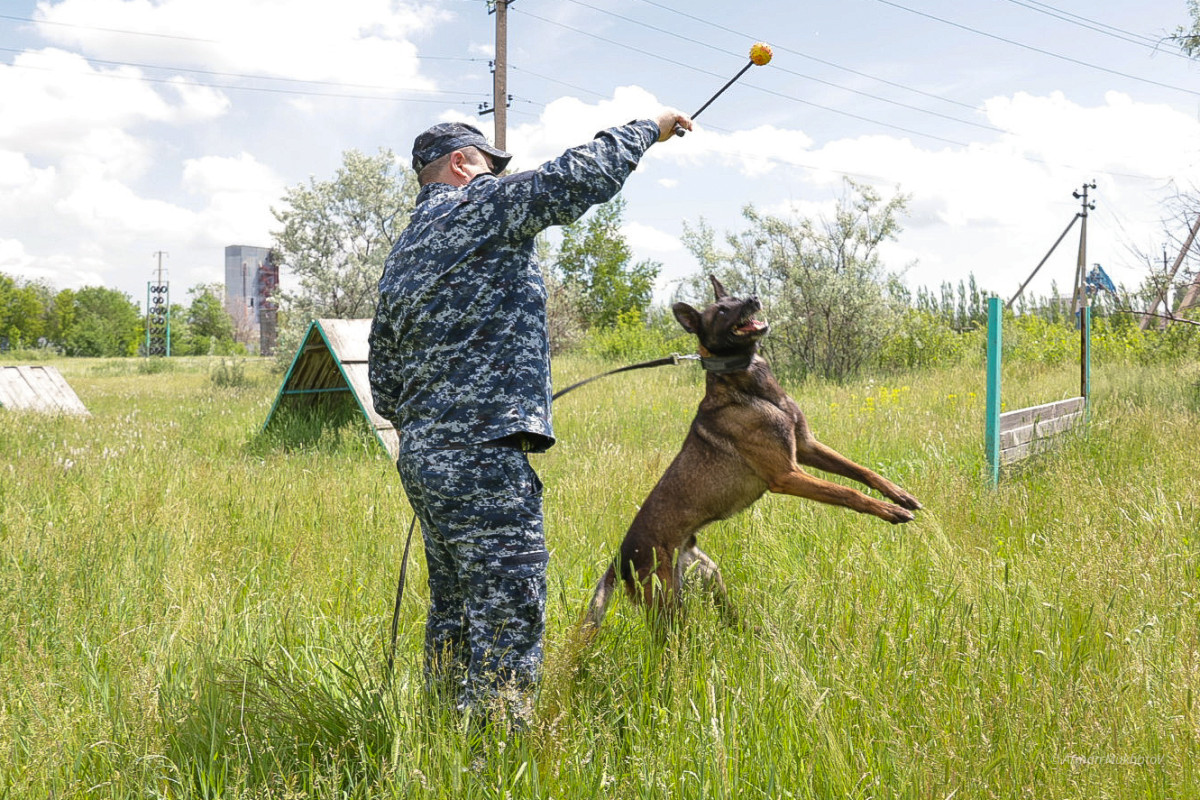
[0,365,89,416]
[262,319,399,459]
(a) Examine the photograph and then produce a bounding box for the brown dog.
[582,276,921,632]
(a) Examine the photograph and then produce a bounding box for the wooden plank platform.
[999,397,1083,465]
[0,365,89,416]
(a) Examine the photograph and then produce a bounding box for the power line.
[510,9,1165,184]
[4,57,486,105]
[510,64,609,99]
[629,0,983,112]
[0,46,485,97]
[0,12,217,43]
[514,6,975,148]
[873,0,1200,99]
[997,0,1181,54]
[0,12,484,61]
[559,0,1002,134]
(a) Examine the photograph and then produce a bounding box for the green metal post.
[144,282,151,357]
[1081,305,1090,414]
[985,297,1002,486]
[165,284,171,357]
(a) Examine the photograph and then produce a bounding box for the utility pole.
[153,250,169,283]
[1070,181,1095,319]
[481,0,513,151]
[1072,182,1095,401]
[1140,213,1200,330]
[147,251,171,357]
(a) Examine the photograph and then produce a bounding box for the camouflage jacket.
[369,118,661,452]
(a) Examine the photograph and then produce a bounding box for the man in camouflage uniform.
[369,109,692,716]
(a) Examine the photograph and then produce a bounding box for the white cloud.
[0,49,201,156]
[183,153,284,244]
[509,85,667,167]
[34,0,443,88]
[622,221,682,254]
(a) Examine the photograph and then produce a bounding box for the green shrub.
[210,357,251,388]
[581,308,692,363]
[877,310,969,371]
[137,357,176,375]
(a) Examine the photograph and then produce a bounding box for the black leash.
[386,513,418,677]
[385,351,700,675]
[552,352,699,400]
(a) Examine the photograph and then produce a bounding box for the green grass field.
[1,353,1197,798]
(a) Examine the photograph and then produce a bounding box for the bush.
[581,308,693,363]
[137,357,176,375]
[877,310,969,371]
[210,358,252,388]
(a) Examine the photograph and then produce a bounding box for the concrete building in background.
[224,245,279,355]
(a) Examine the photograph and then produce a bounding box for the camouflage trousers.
[396,443,547,714]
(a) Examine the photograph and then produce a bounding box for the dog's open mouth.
[734,315,768,336]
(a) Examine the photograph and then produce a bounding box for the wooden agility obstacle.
[0,365,90,416]
[261,319,399,459]
[984,297,1089,484]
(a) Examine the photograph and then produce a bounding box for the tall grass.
[1,354,1197,798]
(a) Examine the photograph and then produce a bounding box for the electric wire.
[872,0,1200,99]
[514,6,975,148]
[557,0,1003,134]
[0,12,218,43]
[510,64,608,99]
[0,46,486,97]
[628,0,982,112]
[0,12,486,61]
[511,7,1166,184]
[4,56,486,105]
[996,0,1181,54]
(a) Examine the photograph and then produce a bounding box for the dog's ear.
[709,274,728,300]
[673,302,702,334]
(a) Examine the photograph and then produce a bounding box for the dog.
[582,275,922,632]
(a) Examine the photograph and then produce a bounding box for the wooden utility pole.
[1070,182,1095,319]
[1071,182,1095,401]
[1140,212,1200,330]
[489,0,511,151]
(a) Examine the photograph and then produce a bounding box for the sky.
[3,0,1200,312]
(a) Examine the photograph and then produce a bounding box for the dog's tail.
[580,562,618,637]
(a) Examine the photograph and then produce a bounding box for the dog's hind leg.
[581,563,618,636]
[676,543,738,626]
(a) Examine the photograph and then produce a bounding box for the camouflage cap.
[411,122,512,175]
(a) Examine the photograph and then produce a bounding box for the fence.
[984,296,1090,484]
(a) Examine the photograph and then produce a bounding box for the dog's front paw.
[880,503,916,524]
[889,488,922,511]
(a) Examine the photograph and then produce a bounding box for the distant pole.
[1070,182,1095,320]
[1141,213,1200,330]
[153,250,168,284]
[985,297,1002,486]
[147,251,171,357]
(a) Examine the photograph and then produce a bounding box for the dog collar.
[700,353,754,374]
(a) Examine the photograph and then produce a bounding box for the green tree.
[0,273,47,349]
[555,196,659,330]
[682,179,910,381]
[1175,1,1200,56]
[181,283,237,355]
[60,286,142,357]
[270,148,417,366]
[45,288,76,349]
[272,148,417,322]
